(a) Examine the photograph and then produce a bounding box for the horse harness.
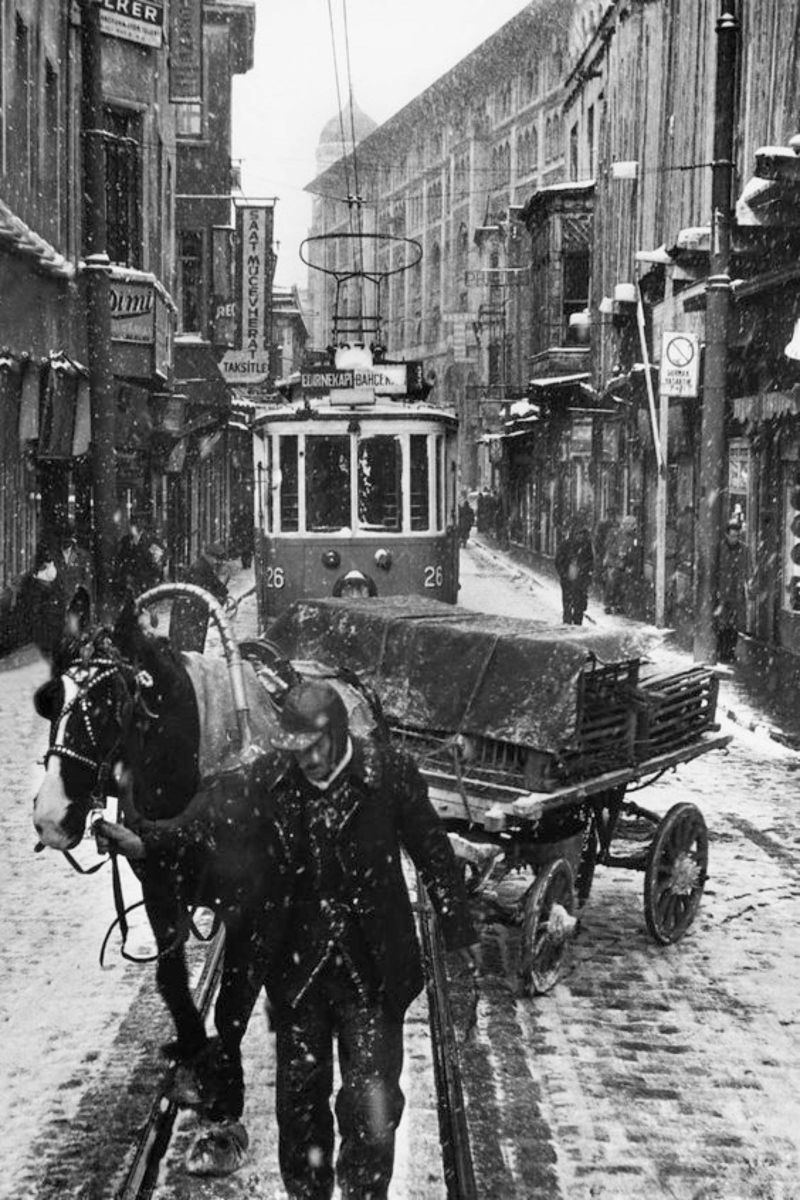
[44,650,154,879]
[45,644,216,964]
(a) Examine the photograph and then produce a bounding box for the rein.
[46,642,214,966]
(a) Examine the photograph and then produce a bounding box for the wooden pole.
[80,0,117,619]
[693,4,739,661]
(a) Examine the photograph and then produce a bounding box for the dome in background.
[318,98,377,147]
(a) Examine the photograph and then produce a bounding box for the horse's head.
[32,633,138,850]
[32,598,201,850]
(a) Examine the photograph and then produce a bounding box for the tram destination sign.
[301,363,419,396]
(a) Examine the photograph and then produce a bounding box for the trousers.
[274,961,405,1200]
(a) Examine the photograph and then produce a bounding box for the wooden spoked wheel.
[644,802,708,945]
[519,858,577,996]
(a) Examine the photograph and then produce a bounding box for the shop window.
[728,439,749,527]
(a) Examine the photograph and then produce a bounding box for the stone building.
[304,0,575,493]
[0,0,257,610]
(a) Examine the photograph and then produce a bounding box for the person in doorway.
[170,542,232,653]
[264,679,477,1200]
[714,518,752,664]
[555,520,594,625]
[457,492,475,547]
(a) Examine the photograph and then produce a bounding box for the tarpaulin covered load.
[268,596,648,756]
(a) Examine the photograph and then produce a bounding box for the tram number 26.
[423,565,443,589]
[265,566,285,589]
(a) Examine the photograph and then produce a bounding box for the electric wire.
[342,0,365,337]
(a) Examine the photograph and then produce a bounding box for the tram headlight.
[374,548,392,571]
[321,549,341,569]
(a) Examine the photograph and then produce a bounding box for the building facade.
[305,0,574,496]
[1,0,257,615]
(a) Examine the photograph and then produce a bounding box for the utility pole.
[79,0,117,618]
[694,3,739,661]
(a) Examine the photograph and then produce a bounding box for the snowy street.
[1,543,800,1198]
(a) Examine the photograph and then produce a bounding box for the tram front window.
[358,435,402,532]
[306,435,351,531]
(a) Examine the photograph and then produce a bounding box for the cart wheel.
[520,858,577,996]
[644,802,708,945]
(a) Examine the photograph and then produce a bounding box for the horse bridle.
[43,651,154,874]
[45,658,129,808]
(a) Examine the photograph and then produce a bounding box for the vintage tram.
[252,232,459,626]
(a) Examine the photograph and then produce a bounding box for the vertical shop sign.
[217,204,275,383]
[169,0,203,102]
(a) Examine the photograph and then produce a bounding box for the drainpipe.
[80,0,117,619]
[694,3,739,661]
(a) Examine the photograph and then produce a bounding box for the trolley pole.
[694,3,739,661]
[80,0,117,619]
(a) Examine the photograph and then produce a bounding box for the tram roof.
[252,398,457,430]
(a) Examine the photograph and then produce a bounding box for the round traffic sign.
[665,335,696,369]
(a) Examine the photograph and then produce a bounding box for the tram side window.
[410,435,429,531]
[435,434,444,530]
[306,436,351,531]
[358,435,402,532]
[279,436,299,532]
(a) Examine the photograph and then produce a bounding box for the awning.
[736,174,800,228]
[38,354,86,459]
[732,390,800,424]
[528,372,590,390]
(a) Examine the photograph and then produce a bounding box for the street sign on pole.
[660,331,700,398]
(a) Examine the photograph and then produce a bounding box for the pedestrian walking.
[555,520,594,625]
[170,542,233,653]
[595,509,621,612]
[714,518,752,663]
[457,492,475,547]
[54,524,93,615]
[264,679,477,1200]
[111,515,163,601]
[1,542,64,656]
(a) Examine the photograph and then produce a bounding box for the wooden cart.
[268,596,731,993]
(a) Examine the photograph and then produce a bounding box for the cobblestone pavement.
[452,537,800,1200]
[2,554,800,1198]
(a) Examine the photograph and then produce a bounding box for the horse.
[31,597,296,1175]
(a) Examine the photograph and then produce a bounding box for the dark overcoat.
[268,736,476,1019]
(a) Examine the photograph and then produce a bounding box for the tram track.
[103,889,476,1199]
[115,927,226,1200]
[416,870,478,1200]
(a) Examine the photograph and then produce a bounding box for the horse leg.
[183,919,271,1178]
[142,882,207,1062]
[196,918,271,1121]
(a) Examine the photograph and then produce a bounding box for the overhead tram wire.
[342,0,365,339]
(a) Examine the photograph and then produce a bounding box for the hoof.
[185,1120,249,1176]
